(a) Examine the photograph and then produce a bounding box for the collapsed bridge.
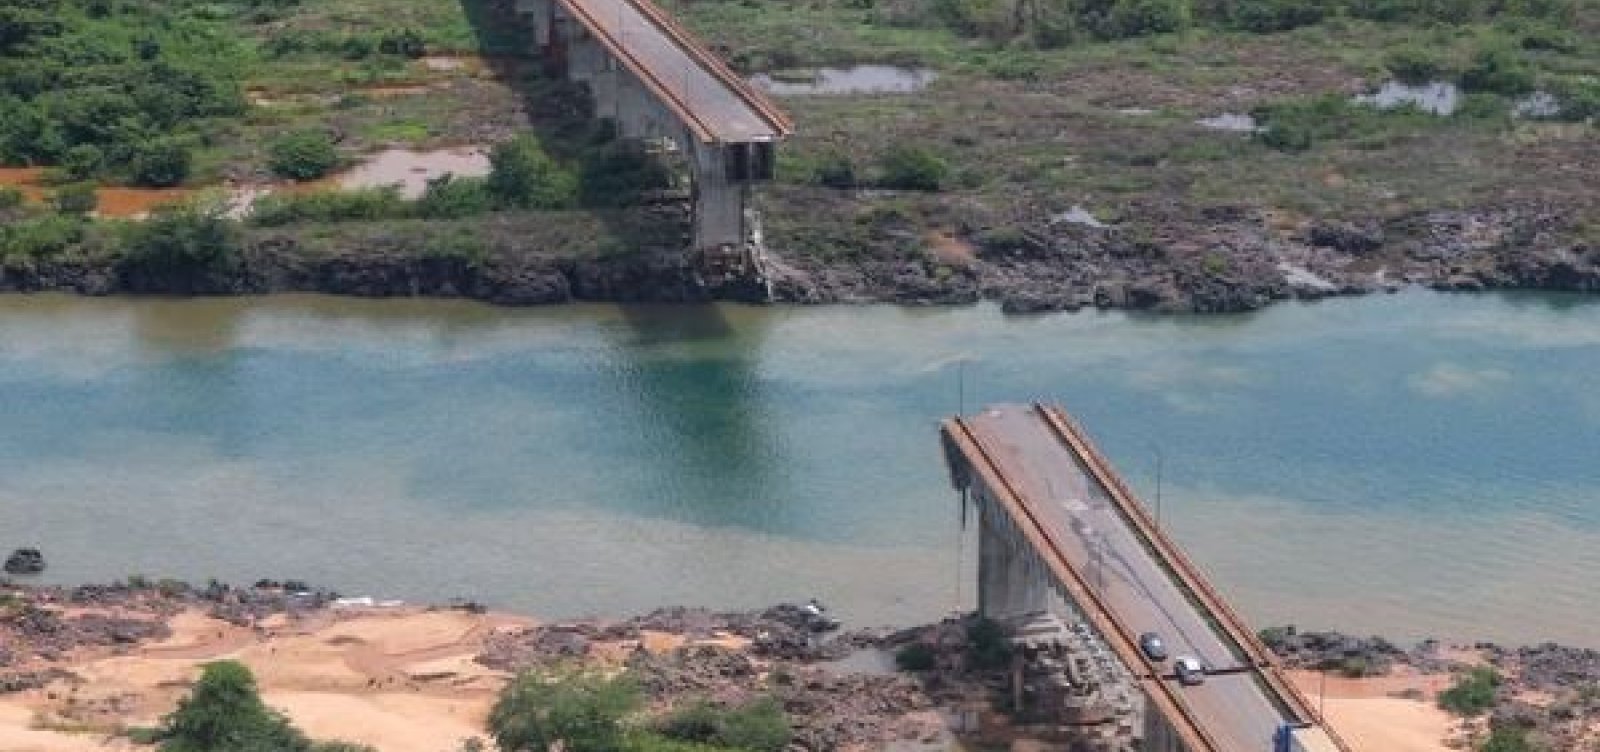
[942,403,1353,752]
[512,0,791,275]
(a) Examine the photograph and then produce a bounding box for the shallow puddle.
[1355,80,1459,115]
[1195,113,1260,132]
[334,146,491,199]
[750,66,936,96]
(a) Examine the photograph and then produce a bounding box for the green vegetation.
[1439,666,1502,716]
[1252,94,1428,151]
[121,206,240,278]
[877,145,949,191]
[894,642,938,671]
[488,135,580,210]
[269,130,341,181]
[490,670,642,752]
[157,660,372,752]
[52,182,97,215]
[1480,724,1540,752]
[966,618,1012,671]
[0,0,246,184]
[655,699,790,751]
[488,669,785,752]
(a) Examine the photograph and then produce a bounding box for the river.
[1,292,1596,646]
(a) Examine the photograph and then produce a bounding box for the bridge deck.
[559,0,790,144]
[949,403,1353,752]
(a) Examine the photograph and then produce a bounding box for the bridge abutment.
[512,0,782,289]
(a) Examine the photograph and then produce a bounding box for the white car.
[1174,655,1206,686]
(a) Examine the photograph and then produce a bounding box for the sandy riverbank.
[0,606,531,752]
[1,606,1467,752]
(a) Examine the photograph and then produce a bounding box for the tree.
[131,138,191,188]
[160,661,307,752]
[268,130,340,181]
[62,144,104,180]
[489,670,641,752]
[487,135,579,209]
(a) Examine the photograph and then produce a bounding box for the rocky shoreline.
[1,201,1595,314]
[3,578,1596,751]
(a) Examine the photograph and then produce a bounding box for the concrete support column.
[688,143,745,251]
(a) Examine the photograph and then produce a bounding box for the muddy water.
[334,147,491,199]
[3,146,493,218]
[0,167,192,218]
[1,292,1597,646]
[750,66,937,96]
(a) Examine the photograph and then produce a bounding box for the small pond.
[1194,113,1260,132]
[750,66,937,96]
[334,147,491,199]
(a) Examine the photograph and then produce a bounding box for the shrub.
[268,130,340,181]
[377,28,426,58]
[130,138,192,188]
[1225,0,1325,32]
[966,618,1011,671]
[1552,77,1598,121]
[249,188,408,226]
[1460,46,1535,95]
[1253,94,1411,151]
[1438,666,1500,716]
[656,699,789,752]
[62,144,104,180]
[1103,0,1193,37]
[122,206,239,276]
[876,145,948,191]
[489,135,581,209]
[1480,724,1536,752]
[53,182,97,215]
[0,215,83,258]
[0,186,22,210]
[417,175,493,219]
[1385,45,1450,84]
[576,143,667,208]
[1454,91,1511,120]
[894,643,937,671]
[813,153,857,189]
[489,670,640,752]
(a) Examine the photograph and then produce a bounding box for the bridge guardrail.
[1034,404,1355,752]
[943,418,1224,752]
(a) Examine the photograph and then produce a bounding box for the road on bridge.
[963,404,1294,751]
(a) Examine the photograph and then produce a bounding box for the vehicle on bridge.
[1174,655,1207,686]
[1139,631,1169,662]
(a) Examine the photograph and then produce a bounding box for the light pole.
[1148,442,1164,530]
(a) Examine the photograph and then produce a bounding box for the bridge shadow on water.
[450,0,805,534]
[602,303,804,535]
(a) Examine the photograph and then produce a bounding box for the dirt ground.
[1289,669,1457,752]
[0,606,533,752]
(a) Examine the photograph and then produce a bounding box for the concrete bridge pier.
[512,0,785,291]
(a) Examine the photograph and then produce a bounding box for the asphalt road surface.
[562,0,780,142]
[966,404,1292,751]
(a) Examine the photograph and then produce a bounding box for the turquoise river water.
[1,292,1596,646]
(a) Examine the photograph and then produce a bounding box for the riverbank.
[2,582,1595,751]
[2,197,1596,313]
